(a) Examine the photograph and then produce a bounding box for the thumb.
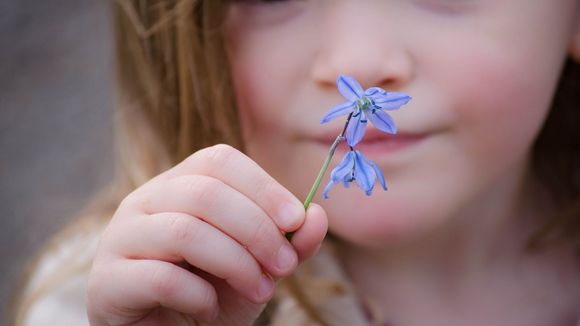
[290,203,328,262]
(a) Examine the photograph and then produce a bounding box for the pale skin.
[88,0,580,325]
[87,145,328,325]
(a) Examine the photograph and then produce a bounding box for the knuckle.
[147,261,218,320]
[178,175,220,209]
[164,214,204,246]
[149,263,181,302]
[88,261,126,320]
[228,251,259,284]
[253,177,276,206]
[208,143,238,159]
[196,284,218,318]
[117,192,136,212]
[248,217,278,252]
[119,189,152,213]
[86,267,103,305]
[195,144,239,168]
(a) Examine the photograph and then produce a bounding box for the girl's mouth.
[345,133,426,154]
[310,129,428,157]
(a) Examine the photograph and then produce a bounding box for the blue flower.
[322,149,387,199]
[321,75,412,146]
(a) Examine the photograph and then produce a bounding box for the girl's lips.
[310,129,428,156]
[345,133,427,155]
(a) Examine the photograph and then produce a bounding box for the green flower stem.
[286,112,354,241]
[302,135,342,209]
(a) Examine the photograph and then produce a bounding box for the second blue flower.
[322,149,387,199]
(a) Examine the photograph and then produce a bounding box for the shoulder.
[268,240,371,325]
[20,223,103,326]
[25,274,89,326]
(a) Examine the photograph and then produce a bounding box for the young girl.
[14,0,580,325]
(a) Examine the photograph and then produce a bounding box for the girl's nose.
[311,1,413,91]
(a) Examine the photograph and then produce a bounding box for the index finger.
[161,144,305,232]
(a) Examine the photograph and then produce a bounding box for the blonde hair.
[12,0,341,324]
[12,0,580,324]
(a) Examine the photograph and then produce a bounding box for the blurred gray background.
[0,0,114,322]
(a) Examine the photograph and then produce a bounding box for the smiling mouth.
[310,130,428,156]
[347,133,426,155]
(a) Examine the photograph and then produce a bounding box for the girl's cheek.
[427,26,559,161]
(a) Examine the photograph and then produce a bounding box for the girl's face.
[225,0,580,247]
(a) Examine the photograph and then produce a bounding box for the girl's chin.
[324,202,440,249]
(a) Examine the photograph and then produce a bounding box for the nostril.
[312,60,412,94]
[310,38,414,93]
[310,58,340,88]
[379,77,406,92]
[316,78,338,91]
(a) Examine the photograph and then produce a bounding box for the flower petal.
[322,180,334,199]
[320,101,356,124]
[369,92,411,110]
[342,176,353,188]
[323,151,355,199]
[353,151,376,196]
[346,110,367,146]
[365,156,387,191]
[367,109,397,134]
[364,87,388,97]
[330,150,354,183]
[337,75,364,101]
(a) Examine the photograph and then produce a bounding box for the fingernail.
[277,202,302,230]
[277,244,297,271]
[257,274,274,299]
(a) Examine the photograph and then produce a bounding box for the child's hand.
[87,144,328,325]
